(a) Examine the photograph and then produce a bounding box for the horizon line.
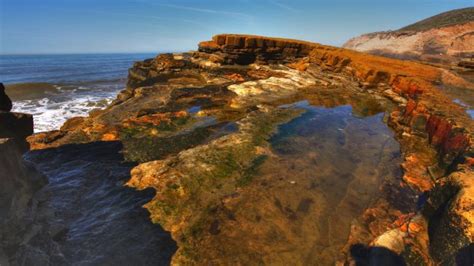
[0,50,188,56]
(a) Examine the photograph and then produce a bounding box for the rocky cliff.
[27,34,474,265]
[198,34,314,65]
[0,84,13,112]
[343,8,474,66]
[0,83,49,265]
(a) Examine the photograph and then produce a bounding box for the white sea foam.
[3,53,155,133]
[11,87,119,132]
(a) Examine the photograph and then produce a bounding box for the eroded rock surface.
[28,34,474,265]
[198,34,314,65]
[343,7,474,65]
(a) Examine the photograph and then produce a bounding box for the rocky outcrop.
[28,34,473,265]
[458,59,474,69]
[0,83,12,112]
[422,165,474,264]
[0,90,48,265]
[343,8,474,65]
[198,34,315,65]
[0,86,34,153]
[0,139,47,265]
[0,83,34,153]
[0,112,34,153]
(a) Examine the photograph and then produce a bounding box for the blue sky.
[0,0,472,54]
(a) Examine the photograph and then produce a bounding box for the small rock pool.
[197,98,409,264]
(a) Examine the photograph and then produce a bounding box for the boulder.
[0,83,12,112]
[0,111,34,152]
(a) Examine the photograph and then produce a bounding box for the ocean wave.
[5,78,126,99]
[4,82,60,101]
[2,54,154,132]
[8,80,125,132]
[69,77,127,86]
[12,94,115,133]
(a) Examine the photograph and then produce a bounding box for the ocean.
[0,53,155,132]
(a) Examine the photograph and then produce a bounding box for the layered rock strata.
[343,8,474,65]
[28,34,473,265]
[198,34,314,65]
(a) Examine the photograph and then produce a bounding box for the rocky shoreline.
[2,34,473,264]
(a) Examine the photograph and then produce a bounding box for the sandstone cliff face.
[343,8,474,65]
[0,87,48,265]
[198,34,314,65]
[28,34,474,265]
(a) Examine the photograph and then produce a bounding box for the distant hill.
[399,7,474,32]
[343,7,474,65]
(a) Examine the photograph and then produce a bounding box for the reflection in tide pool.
[270,101,402,263]
[210,100,405,265]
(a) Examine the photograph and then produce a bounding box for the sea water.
[0,53,155,132]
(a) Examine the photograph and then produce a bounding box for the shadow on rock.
[22,141,177,265]
[350,243,406,266]
[456,243,474,266]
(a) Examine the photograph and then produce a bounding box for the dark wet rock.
[0,112,33,152]
[0,138,47,265]
[0,83,12,112]
[0,139,46,215]
[0,87,53,265]
[350,244,406,266]
[0,138,47,239]
[456,243,474,265]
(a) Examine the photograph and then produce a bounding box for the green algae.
[128,107,305,263]
[237,154,268,187]
[124,77,412,265]
[121,125,213,163]
[119,115,194,140]
[145,100,405,264]
[118,111,219,162]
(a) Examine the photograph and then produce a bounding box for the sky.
[0,0,472,54]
